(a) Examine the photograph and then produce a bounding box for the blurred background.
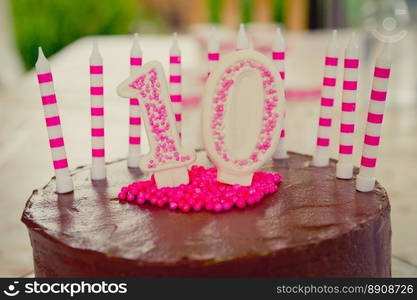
[0,0,416,277]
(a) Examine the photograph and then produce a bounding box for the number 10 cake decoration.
[34,26,392,210]
[118,47,284,190]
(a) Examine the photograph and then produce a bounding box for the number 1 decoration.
[118,62,196,188]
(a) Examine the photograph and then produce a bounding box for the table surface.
[0,32,416,277]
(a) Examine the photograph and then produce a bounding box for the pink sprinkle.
[118,165,282,213]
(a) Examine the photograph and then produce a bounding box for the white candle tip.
[326,29,339,54]
[330,30,338,44]
[36,47,48,65]
[209,26,217,40]
[90,40,102,64]
[377,42,392,65]
[237,23,249,50]
[170,32,180,54]
[273,26,285,50]
[347,32,358,48]
[35,46,49,72]
[91,40,99,55]
[131,33,142,57]
[93,39,98,49]
[345,32,359,58]
[208,27,219,52]
[37,46,46,60]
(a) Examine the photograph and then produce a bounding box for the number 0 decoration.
[202,50,285,186]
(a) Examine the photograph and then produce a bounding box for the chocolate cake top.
[22,152,389,264]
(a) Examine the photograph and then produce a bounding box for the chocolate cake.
[21,152,391,277]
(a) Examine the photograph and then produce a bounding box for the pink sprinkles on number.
[129,68,190,169]
[118,165,281,213]
[212,59,280,166]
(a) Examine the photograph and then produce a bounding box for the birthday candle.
[207,27,220,76]
[336,33,359,179]
[313,30,339,167]
[35,47,73,193]
[169,33,182,137]
[127,33,143,168]
[272,27,288,159]
[356,43,391,192]
[89,41,106,180]
[236,23,249,50]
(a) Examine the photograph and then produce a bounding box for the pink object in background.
[35,47,73,193]
[356,43,391,192]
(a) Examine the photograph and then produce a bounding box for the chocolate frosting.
[22,152,391,277]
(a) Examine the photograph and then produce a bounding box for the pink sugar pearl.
[118,166,281,213]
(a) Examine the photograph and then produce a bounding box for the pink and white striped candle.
[336,33,359,179]
[127,33,143,168]
[313,30,339,167]
[356,43,391,192]
[169,33,182,137]
[236,23,249,50]
[208,27,220,76]
[35,47,73,193]
[272,27,288,159]
[90,41,106,180]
